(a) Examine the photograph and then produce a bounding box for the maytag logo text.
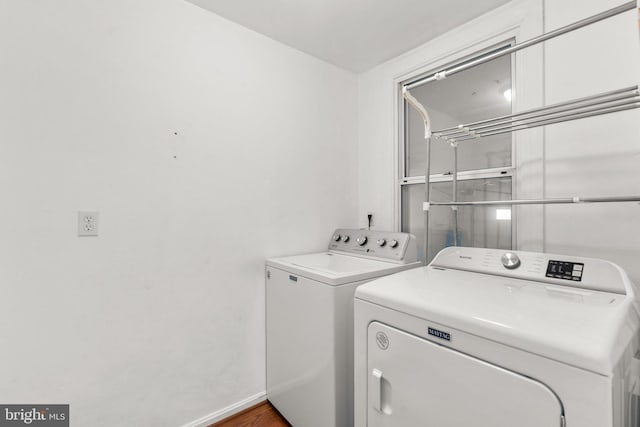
[428,327,451,341]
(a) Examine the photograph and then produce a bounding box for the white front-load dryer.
[354,247,640,427]
[266,228,420,427]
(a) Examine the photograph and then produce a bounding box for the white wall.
[0,1,357,426]
[357,0,640,282]
[542,0,640,280]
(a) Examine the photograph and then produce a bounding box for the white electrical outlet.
[78,211,99,237]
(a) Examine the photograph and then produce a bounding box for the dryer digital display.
[546,260,584,282]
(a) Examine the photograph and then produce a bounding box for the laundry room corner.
[1,0,639,425]
[356,0,544,252]
[356,0,640,283]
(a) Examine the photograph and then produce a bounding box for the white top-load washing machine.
[354,246,640,427]
[266,228,420,427]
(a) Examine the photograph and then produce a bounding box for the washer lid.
[355,261,640,375]
[267,252,420,286]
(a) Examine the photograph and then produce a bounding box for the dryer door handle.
[372,368,383,412]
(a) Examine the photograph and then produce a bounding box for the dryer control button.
[377,239,386,247]
[333,234,341,242]
[389,239,399,248]
[501,252,521,269]
[356,236,368,246]
[341,235,350,242]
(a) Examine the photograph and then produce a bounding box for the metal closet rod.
[430,196,640,207]
[450,96,639,138]
[404,1,636,91]
[447,100,640,142]
[434,86,639,136]
[442,92,640,137]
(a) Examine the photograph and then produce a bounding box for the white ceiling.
[186,0,511,73]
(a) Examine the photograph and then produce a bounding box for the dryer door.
[367,322,564,427]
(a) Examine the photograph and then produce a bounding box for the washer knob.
[389,239,399,248]
[333,234,341,242]
[501,252,521,269]
[356,236,368,246]
[341,235,350,242]
[377,239,386,247]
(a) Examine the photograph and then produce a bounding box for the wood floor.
[210,401,291,427]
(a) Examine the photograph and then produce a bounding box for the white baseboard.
[180,392,267,427]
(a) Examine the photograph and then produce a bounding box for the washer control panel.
[546,260,584,282]
[431,246,629,295]
[501,252,521,270]
[329,228,417,263]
